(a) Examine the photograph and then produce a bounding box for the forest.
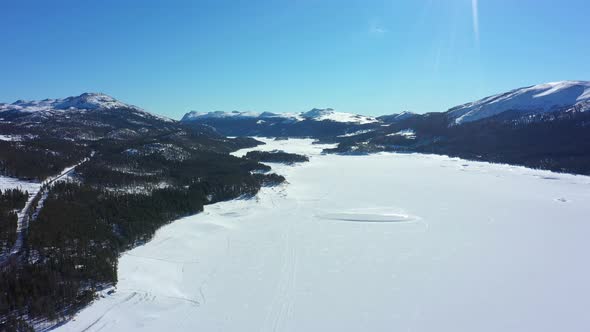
[244,150,310,164]
[0,149,282,330]
[0,189,28,255]
[0,139,88,180]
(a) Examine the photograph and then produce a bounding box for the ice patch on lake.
[316,208,416,223]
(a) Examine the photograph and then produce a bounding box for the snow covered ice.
[57,138,590,332]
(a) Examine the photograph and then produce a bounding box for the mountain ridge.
[1,92,174,123]
[182,107,378,124]
[446,80,590,124]
[181,80,590,125]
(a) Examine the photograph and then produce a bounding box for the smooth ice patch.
[315,208,416,223]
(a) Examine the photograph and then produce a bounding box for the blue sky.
[1,0,588,119]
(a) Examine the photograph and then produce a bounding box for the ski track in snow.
[56,138,590,332]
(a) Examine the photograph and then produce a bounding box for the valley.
[3,2,589,330]
[1,83,589,330]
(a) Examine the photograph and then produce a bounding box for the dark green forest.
[0,189,28,255]
[244,150,310,164]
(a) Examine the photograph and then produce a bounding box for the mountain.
[182,110,272,120]
[299,108,377,124]
[377,111,418,123]
[0,92,172,123]
[447,81,590,124]
[182,107,377,124]
[0,92,271,179]
[2,92,137,112]
[181,108,381,138]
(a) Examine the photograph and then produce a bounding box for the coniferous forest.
[0,189,27,255]
[244,150,310,165]
[0,106,283,330]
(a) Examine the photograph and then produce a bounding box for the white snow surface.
[0,176,40,193]
[449,80,590,124]
[57,138,590,332]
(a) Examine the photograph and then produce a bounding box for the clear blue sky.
[1,0,588,119]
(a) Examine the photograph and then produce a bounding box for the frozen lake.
[58,138,590,332]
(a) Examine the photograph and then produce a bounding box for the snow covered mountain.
[447,81,590,124]
[1,93,133,112]
[0,92,173,122]
[182,108,376,124]
[377,111,418,123]
[0,94,198,158]
[300,108,377,124]
[182,110,269,120]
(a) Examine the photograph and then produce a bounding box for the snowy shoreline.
[56,138,590,332]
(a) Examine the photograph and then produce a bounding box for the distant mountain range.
[182,107,379,124]
[181,80,590,129]
[1,80,589,177]
[181,80,590,174]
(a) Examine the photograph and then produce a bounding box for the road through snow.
[0,159,87,266]
[57,138,590,332]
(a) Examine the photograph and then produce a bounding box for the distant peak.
[301,108,377,124]
[55,92,137,111]
[301,108,335,119]
[0,93,171,120]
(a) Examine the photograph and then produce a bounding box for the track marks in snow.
[80,292,138,332]
[261,207,299,332]
[119,289,201,307]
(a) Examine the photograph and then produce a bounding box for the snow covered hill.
[447,81,590,124]
[0,93,135,113]
[300,108,377,124]
[0,92,173,122]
